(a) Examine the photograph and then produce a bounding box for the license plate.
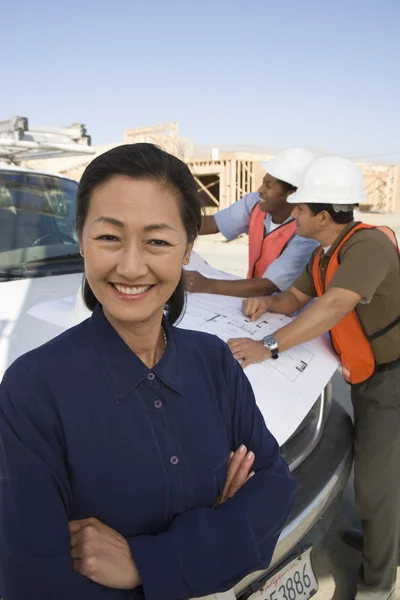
[247,548,318,600]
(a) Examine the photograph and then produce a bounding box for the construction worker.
[184,147,318,297]
[228,156,400,600]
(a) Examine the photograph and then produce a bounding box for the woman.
[0,144,297,599]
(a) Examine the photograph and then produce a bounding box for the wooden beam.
[188,163,221,175]
[193,176,219,206]
[242,161,253,193]
[230,159,236,206]
[201,178,219,191]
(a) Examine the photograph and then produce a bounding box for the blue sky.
[2,0,400,161]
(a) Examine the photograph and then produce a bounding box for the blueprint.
[184,300,313,383]
[180,253,340,444]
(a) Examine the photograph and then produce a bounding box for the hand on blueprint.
[242,297,273,320]
[184,270,213,293]
[215,445,255,505]
[228,338,271,369]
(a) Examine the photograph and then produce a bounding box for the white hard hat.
[287,156,367,206]
[262,147,316,187]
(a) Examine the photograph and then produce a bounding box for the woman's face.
[81,176,193,325]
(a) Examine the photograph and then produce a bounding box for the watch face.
[263,335,278,350]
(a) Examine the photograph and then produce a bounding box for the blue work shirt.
[214,192,318,290]
[0,306,297,600]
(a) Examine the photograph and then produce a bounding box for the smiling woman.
[76,144,201,329]
[0,144,298,600]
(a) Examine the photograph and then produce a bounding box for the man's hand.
[216,445,256,505]
[228,338,271,368]
[242,296,273,320]
[69,518,140,589]
[184,271,213,294]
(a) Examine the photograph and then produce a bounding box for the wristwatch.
[263,335,279,359]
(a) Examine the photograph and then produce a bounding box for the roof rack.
[0,116,96,165]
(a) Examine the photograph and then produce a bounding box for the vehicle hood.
[0,273,83,377]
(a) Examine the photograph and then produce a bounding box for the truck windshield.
[0,170,80,273]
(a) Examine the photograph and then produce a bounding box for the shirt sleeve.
[128,342,298,600]
[328,233,390,302]
[214,192,259,240]
[0,366,137,600]
[263,235,319,291]
[292,251,318,297]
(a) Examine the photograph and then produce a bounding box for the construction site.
[1,117,400,600]
[1,116,399,213]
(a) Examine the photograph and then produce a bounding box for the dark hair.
[306,203,355,224]
[76,143,202,324]
[274,177,297,196]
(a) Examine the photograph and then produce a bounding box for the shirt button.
[147,373,155,381]
[170,456,179,466]
[154,399,163,409]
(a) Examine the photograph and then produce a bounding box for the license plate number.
[247,548,318,600]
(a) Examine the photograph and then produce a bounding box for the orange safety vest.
[247,204,297,279]
[312,223,399,384]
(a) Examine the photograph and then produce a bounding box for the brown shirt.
[294,221,400,365]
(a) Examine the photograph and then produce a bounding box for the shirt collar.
[88,305,184,404]
[322,221,360,259]
[266,213,294,226]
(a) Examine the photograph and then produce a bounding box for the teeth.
[114,284,151,295]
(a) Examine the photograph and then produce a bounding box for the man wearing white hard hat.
[184,147,318,297]
[228,156,400,600]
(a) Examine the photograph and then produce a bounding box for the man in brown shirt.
[295,222,400,366]
[228,157,400,600]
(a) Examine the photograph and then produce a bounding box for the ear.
[77,233,84,257]
[319,211,332,227]
[184,241,194,265]
[283,190,294,202]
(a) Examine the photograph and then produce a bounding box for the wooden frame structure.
[359,163,400,212]
[187,152,272,211]
[18,118,400,213]
[124,122,193,161]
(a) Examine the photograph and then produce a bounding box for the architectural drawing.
[182,296,314,383]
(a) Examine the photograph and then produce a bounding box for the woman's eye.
[148,239,170,247]
[97,235,119,241]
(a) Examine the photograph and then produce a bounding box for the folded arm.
[0,371,139,600]
[128,345,298,600]
[0,348,297,600]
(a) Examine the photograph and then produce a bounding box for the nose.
[291,205,299,218]
[258,183,264,194]
[115,242,149,281]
